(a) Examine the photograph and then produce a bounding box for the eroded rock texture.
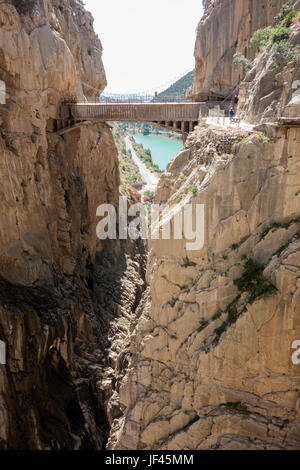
[109,0,300,451]
[238,1,300,123]
[193,0,286,98]
[109,124,300,450]
[0,1,145,449]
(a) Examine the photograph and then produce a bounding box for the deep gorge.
[0,0,299,451]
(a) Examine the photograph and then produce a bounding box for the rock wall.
[238,1,300,123]
[193,0,286,98]
[0,0,145,449]
[109,123,300,449]
[107,0,300,451]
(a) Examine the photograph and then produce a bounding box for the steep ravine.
[0,0,299,451]
[109,121,300,451]
[0,0,146,449]
[108,1,300,450]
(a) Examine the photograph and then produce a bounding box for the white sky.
[84,0,203,94]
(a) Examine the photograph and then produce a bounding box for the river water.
[131,134,183,171]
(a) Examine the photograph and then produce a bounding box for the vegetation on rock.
[233,259,277,304]
[235,1,300,69]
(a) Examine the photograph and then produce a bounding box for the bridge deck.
[69,102,202,122]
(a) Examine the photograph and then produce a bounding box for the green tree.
[233,53,253,70]
[275,0,295,23]
[250,27,273,51]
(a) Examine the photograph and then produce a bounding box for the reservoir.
[131,134,183,171]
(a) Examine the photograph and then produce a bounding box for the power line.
[102,66,195,97]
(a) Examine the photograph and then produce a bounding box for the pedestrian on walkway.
[229,107,235,123]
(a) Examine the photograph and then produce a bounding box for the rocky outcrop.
[238,2,300,123]
[193,0,286,99]
[0,1,145,449]
[109,122,300,450]
[109,0,300,451]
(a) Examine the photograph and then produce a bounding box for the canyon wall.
[110,122,300,451]
[0,0,145,449]
[238,0,300,123]
[193,0,286,99]
[109,0,300,450]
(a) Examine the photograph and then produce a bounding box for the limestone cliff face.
[108,0,300,451]
[0,0,109,286]
[0,1,145,449]
[109,122,300,450]
[238,1,300,123]
[193,0,286,98]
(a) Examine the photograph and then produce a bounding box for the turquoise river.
[131,134,183,171]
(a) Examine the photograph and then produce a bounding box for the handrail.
[69,102,202,122]
[79,94,194,104]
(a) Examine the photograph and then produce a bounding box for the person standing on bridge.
[229,107,235,123]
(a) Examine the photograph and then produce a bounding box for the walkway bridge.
[56,100,204,139]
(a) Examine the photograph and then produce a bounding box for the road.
[125,136,158,193]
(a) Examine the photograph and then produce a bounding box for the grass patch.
[182,256,196,268]
[247,1,300,67]
[231,236,249,252]
[258,132,275,143]
[212,311,222,321]
[212,296,242,344]
[221,401,251,415]
[273,231,299,257]
[118,317,130,329]
[234,259,277,304]
[189,185,198,195]
[214,322,227,338]
[260,216,300,240]
[233,53,253,70]
[197,320,209,333]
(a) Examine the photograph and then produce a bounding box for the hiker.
[229,107,235,122]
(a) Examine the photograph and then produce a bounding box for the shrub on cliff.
[271,25,290,44]
[281,9,299,27]
[272,40,300,67]
[249,0,300,68]
[275,0,296,23]
[233,259,277,304]
[249,24,290,51]
[250,27,273,51]
[233,53,253,70]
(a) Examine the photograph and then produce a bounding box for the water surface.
[131,134,183,171]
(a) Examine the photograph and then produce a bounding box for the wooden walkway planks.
[69,102,202,123]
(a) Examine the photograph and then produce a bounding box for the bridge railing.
[77,93,194,104]
[69,102,202,122]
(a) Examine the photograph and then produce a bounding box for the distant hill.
[158,70,194,98]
